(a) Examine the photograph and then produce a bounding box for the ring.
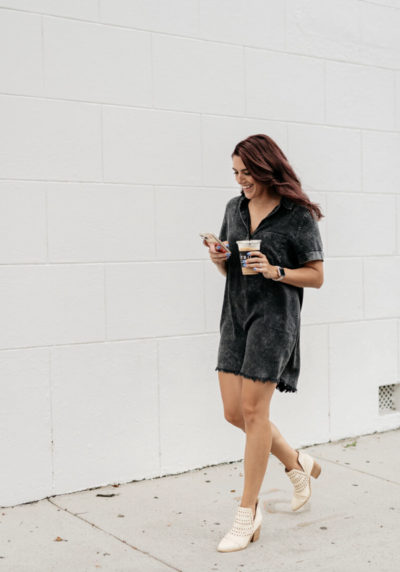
[259,262,262,267]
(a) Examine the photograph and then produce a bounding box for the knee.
[242,404,269,425]
[224,409,244,427]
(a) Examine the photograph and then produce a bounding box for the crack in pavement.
[309,454,400,486]
[47,498,183,572]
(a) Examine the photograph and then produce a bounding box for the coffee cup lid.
[236,240,261,245]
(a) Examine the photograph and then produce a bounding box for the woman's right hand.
[203,239,231,266]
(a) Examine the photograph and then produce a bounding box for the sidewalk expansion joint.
[311,455,400,486]
[47,498,183,572]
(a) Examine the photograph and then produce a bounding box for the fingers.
[210,250,229,258]
[207,242,219,253]
[245,254,267,265]
[215,242,229,253]
[242,251,269,272]
[245,250,262,259]
[211,252,230,264]
[246,258,263,265]
[211,242,230,264]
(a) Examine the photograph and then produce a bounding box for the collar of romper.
[239,193,293,211]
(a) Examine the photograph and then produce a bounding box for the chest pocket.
[259,231,288,266]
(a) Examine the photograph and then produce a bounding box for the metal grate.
[379,384,396,413]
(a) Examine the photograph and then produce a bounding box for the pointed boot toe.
[217,498,262,553]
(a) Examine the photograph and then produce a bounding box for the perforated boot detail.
[285,451,321,511]
[217,498,262,552]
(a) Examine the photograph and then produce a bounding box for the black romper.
[215,193,324,393]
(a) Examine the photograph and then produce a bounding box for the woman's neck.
[249,190,279,207]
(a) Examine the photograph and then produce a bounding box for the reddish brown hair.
[232,134,324,221]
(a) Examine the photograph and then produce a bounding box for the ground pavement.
[1,429,399,572]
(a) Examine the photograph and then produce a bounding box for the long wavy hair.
[232,134,324,221]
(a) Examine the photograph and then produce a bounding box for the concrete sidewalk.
[1,429,399,572]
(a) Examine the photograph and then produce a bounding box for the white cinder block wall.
[0,0,399,508]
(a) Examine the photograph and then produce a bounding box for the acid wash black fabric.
[216,194,324,393]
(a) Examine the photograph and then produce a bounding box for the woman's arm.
[273,260,324,289]
[203,240,229,277]
[245,252,323,288]
[216,260,228,278]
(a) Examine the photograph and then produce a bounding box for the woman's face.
[232,154,263,200]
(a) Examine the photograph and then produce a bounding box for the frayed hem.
[277,381,297,394]
[216,367,297,393]
[239,372,297,393]
[239,373,297,393]
[239,372,280,385]
[215,366,242,376]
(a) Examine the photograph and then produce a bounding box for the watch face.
[279,267,285,277]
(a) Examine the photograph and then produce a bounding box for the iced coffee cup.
[236,240,262,275]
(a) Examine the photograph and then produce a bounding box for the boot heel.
[311,460,321,479]
[251,525,261,543]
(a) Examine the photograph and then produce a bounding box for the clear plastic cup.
[236,240,262,275]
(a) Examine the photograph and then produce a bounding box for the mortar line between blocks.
[1,91,400,135]
[46,499,182,572]
[243,45,247,117]
[199,112,203,185]
[1,318,400,353]
[2,6,400,68]
[1,180,400,195]
[395,71,398,132]
[157,339,162,476]
[41,15,45,94]
[327,324,331,438]
[1,253,400,267]
[103,263,108,341]
[393,70,398,133]
[154,186,157,260]
[100,105,104,182]
[150,32,154,109]
[360,130,364,192]
[310,454,400,486]
[397,319,400,384]
[396,195,399,257]
[197,0,201,40]
[49,348,55,494]
[323,60,326,124]
[283,0,287,51]
[362,257,365,319]
[44,183,49,262]
[203,260,207,332]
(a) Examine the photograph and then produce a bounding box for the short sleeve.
[219,207,229,242]
[293,211,324,265]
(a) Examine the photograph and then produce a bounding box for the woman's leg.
[240,377,276,517]
[218,371,302,474]
[269,420,303,472]
[218,370,245,427]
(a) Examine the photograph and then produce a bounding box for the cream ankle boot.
[285,450,321,511]
[217,497,262,553]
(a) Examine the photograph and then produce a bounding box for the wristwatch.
[273,266,285,281]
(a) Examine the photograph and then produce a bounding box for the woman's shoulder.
[287,199,315,223]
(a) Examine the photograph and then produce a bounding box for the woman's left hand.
[244,251,278,280]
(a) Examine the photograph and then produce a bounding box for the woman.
[203,134,324,553]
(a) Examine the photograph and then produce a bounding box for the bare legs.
[218,371,303,517]
[240,376,275,514]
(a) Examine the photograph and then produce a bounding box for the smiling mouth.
[242,184,253,191]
